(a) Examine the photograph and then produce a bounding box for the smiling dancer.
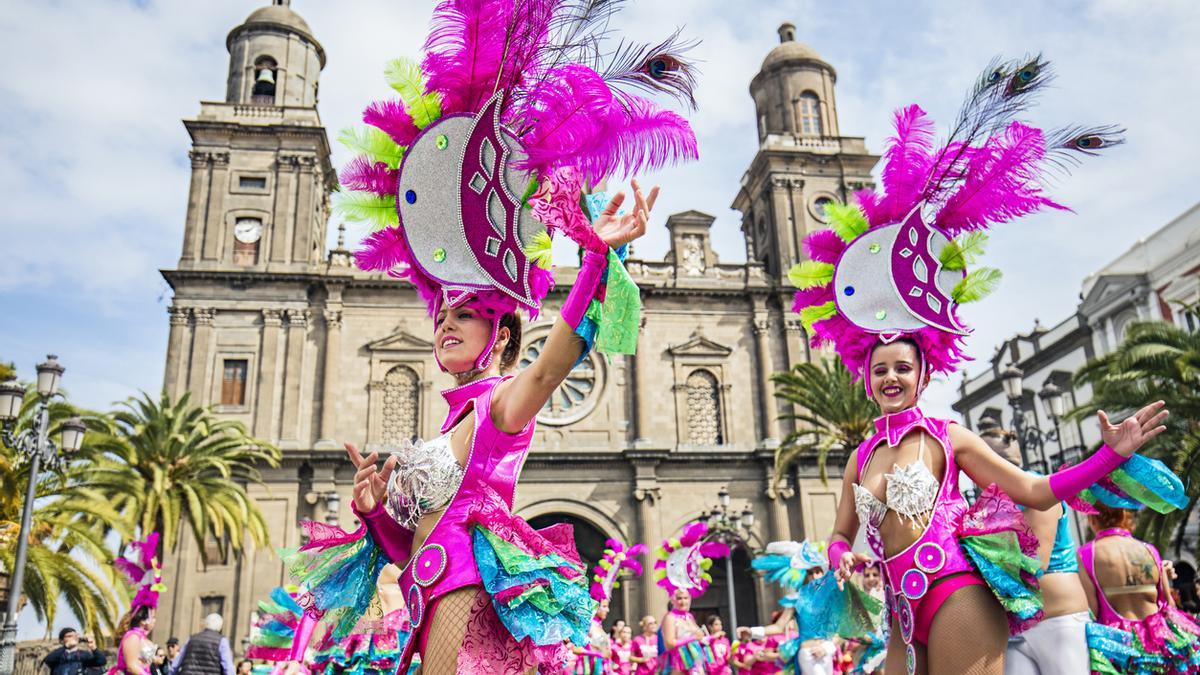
[308,1,700,671]
[109,534,165,675]
[785,55,1185,674]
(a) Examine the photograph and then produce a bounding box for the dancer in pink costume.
[313,1,699,671]
[655,523,729,673]
[787,55,1182,674]
[703,616,731,675]
[109,534,165,675]
[630,616,660,675]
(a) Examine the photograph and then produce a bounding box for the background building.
[157,3,878,644]
[953,202,1200,547]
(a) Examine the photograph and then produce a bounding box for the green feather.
[383,58,442,129]
[337,127,405,169]
[800,301,837,333]
[525,231,553,269]
[939,232,989,271]
[951,267,1003,304]
[333,192,398,230]
[825,202,869,243]
[788,261,835,289]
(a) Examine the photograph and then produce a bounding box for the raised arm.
[953,401,1168,511]
[491,182,657,434]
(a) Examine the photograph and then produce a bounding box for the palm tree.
[0,390,130,636]
[771,359,878,485]
[85,391,282,563]
[1069,304,1200,553]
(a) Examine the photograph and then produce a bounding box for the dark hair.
[59,628,78,642]
[167,638,180,648]
[116,605,153,638]
[1090,502,1136,533]
[238,661,252,671]
[498,312,523,372]
[1173,561,1200,613]
[704,614,722,629]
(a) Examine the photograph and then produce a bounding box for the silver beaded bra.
[853,431,939,532]
[384,433,465,530]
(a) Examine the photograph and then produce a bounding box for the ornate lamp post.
[999,364,1066,474]
[701,487,759,631]
[0,356,86,675]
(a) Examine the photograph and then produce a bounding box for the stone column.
[181,151,209,263]
[201,152,230,262]
[292,156,316,263]
[753,315,780,441]
[186,309,215,401]
[279,309,310,444]
[271,155,298,264]
[632,317,649,444]
[255,309,283,440]
[633,455,663,617]
[317,308,343,446]
[163,306,191,399]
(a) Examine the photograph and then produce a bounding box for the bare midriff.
[1041,573,1090,618]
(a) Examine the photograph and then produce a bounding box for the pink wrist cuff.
[560,249,608,328]
[827,540,851,570]
[1049,444,1127,501]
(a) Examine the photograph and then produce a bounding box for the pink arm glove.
[353,501,412,565]
[287,611,319,662]
[559,249,608,329]
[827,540,851,571]
[1048,445,1128,501]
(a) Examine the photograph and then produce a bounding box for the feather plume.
[383,58,443,129]
[421,0,513,114]
[362,99,420,147]
[354,228,441,311]
[1042,124,1126,173]
[802,229,847,264]
[787,261,834,289]
[952,267,1003,304]
[824,202,870,242]
[791,285,834,315]
[339,157,399,197]
[600,28,700,110]
[800,301,838,333]
[938,231,989,271]
[333,192,400,230]
[874,105,937,222]
[337,127,406,170]
[935,121,1067,235]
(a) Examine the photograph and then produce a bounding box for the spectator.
[80,634,108,675]
[166,638,181,664]
[43,628,106,675]
[150,647,168,675]
[1174,560,1200,616]
[236,661,252,675]
[171,614,235,675]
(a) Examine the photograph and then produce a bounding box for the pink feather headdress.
[590,539,646,604]
[342,0,700,329]
[653,523,729,597]
[789,56,1123,388]
[114,532,165,612]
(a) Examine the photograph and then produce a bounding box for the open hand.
[835,551,872,589]
[1098,401,1168,458]
[346,442,398,513]
[593,179,659,249]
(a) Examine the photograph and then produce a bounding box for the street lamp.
[700,487,760,632]
[0,356,83,675]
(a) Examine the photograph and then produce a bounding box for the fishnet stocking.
[926,582,1008,675]
[420,587,476,674]
[884,583,1009,675]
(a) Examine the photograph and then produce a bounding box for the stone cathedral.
[157,2,879,644]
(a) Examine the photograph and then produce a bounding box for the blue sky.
[2,0,1199,637]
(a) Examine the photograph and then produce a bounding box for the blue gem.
[844,286,855,296]
[405,190,417,204]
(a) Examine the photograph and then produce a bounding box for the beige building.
[157,3,879,646]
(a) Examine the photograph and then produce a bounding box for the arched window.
[685,369,723,445]
[797,92,823,136]
[380,365,419,444]
[252,57,277,104]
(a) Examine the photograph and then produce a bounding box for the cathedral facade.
[157,2,879,644]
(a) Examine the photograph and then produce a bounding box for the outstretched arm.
[491,181,657,434]
[953,401,1168,510]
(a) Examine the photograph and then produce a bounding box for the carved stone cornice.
[188,150,207,169]
[323,309,343,328]
[634,486,662,504]
[192,308,216,325]
[261,308,284,326]
[771,176,805,190]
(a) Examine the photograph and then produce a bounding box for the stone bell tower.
[174,0,334,278]
[732,23,878,279]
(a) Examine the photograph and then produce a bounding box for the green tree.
[771,359,878,485]
[0,390,130,636]
[85,391,282,563]
[1070,305,1200,553]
